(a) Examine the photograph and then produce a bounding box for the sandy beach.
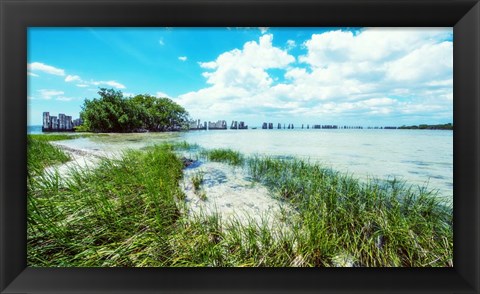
[48,141,294,232]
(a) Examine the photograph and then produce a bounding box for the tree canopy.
[80,88,190,133]
[398,123,453,130]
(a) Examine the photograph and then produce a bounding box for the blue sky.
[28,27,453,127]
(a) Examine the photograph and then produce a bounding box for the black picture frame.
[1,0,479,293]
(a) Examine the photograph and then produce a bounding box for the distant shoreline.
[28,124,454,134]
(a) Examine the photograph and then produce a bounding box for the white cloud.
[178,56,188,61]
[156,91,171,98]
[91,80,126,89]
[426,79,453,87]
[198,34,294,89]
[386,42,452,82]
[282,28,453,120]
[28,72,39,77]
[259,27,269,34]
[299,28,450,66]
[28,62,65,76]
[56,97,74,102]
[76,79,126,89]
[28,62,127,92]
[65,75,82,82]
[177,34,297,118]
[176,29,452,125]
[286,40,296,50]
[38,89,64,100]
[159,38,165,46]
[199,61,217,69]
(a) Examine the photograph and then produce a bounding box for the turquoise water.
[48,129,453,199]
[27,125,43,134]
[182,129,453,199]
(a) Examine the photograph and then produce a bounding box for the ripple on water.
[203,169,228,187]
[402,160,430,167]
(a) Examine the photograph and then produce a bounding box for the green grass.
[27,133,106,175]
[27,136,71,175]
[191,171,204,191]
[198,191,208,201]
[27,142,453,267]
[246,156,453,267]
[200,148,244,166]
[170,140,200,151]
[28,145,185,266]
[166,214,296,266]
[190,171,207,200]
[28,133,98,142]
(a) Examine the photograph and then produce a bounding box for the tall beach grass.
[28,145,185,266]
[27,135,72,175]
[200,148,244,166]
[246,156,453,266]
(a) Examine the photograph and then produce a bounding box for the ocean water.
[50,129,453,199]
[182,129,453,199]
[27,125,43,134]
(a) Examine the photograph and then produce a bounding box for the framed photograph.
[1,0,479,293]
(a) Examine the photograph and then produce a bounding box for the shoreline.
[49,135,453,204]
[50,140,296,232]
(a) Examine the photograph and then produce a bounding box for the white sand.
[181,161,296,231]
[45,144,101,175]
[44,142,123,179]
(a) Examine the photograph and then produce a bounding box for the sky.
[27,27,453,127]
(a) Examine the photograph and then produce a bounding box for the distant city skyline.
[28,27,453,127]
